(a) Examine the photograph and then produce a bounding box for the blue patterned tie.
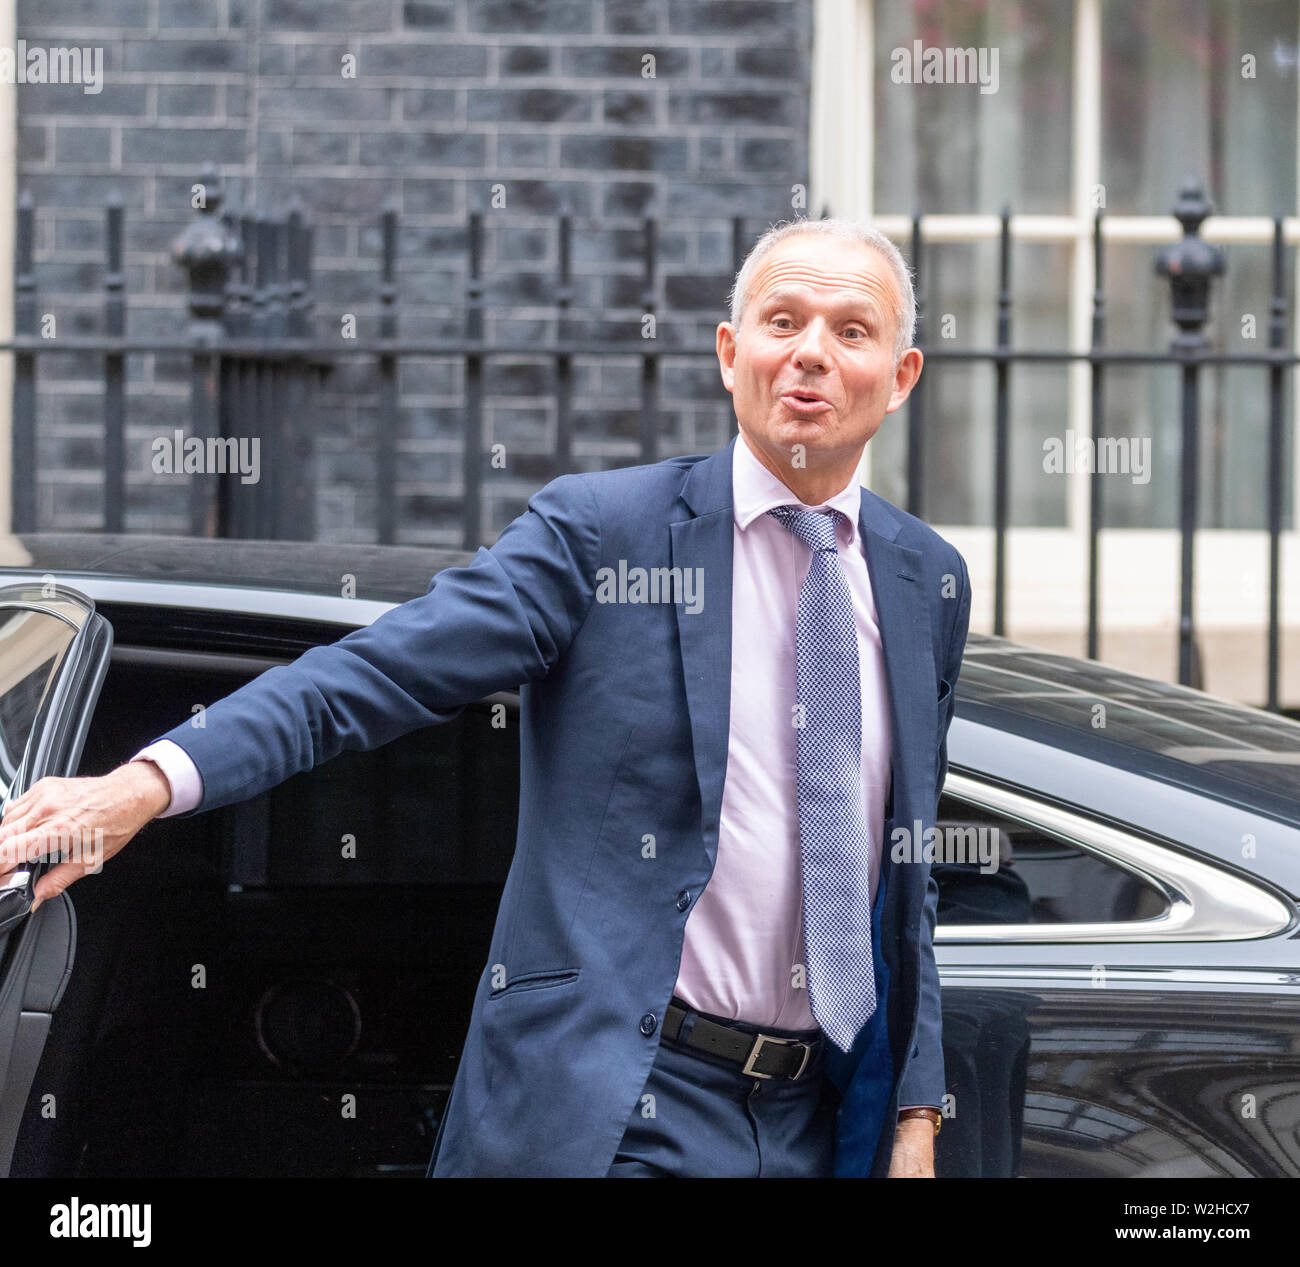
[767,505,875,1053]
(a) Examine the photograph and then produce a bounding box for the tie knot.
[767,505,842,554]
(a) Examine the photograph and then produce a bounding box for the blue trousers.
[607,1007,841,1177]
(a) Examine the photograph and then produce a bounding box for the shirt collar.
[732,428,863,546]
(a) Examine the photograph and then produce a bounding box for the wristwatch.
[897,1106,942,1135]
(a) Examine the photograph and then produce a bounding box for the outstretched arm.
[0,473,600,907]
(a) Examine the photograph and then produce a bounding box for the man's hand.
[0,761,172,911]
[887,1116,936,1177]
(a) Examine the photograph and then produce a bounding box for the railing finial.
[171,164,243,334]
[1155,178,1225,353]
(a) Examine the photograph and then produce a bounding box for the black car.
[1,533,1298,1178]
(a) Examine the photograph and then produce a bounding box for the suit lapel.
[670,437,737,871]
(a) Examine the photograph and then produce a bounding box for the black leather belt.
[663,997,822,1081]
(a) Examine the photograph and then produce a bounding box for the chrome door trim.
[934,772,1294,943]
[939,964,1300,989]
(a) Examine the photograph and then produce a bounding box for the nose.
[792,318,830,372]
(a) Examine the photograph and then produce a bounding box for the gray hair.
[727,217,916,362]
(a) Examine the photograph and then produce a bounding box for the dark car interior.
[12,616,518,1178]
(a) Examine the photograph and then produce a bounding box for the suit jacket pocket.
[488,968,581,1000]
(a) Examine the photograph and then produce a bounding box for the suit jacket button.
[639,1013,657,1036]
[675,889,691,911]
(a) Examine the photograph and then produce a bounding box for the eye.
[770,316,795,330]
[842,325,869,340]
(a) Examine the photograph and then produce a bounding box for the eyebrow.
[757,287,881,322]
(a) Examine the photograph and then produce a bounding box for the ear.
[885,347,923,415]
[715,321,738,393]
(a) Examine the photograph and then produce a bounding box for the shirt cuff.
[130,739,202,818]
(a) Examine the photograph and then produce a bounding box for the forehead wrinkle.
[757,284,886,321]
[747,257,899,316]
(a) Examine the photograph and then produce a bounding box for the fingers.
[0,797,41,846]
[0,776,116,912]
[31,861,82,912]
[0,822,104,879]
[1,784,34,818]
[0,777,50,825]
[0,778,59,845]
[0,823,53,873]
[0,810,46,862]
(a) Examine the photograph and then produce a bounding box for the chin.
[774,417,834,444]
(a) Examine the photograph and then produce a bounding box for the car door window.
[0,608,77,800]
[930,792,1167,927]
[931,772,1290,943]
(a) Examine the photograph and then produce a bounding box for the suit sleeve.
[896,548,971,1110]
[150,473,601,816]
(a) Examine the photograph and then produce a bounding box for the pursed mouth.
[780,390,832,411]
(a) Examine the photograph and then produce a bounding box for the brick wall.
[16,0,813,543]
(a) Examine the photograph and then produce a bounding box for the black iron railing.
[4,167,1295,708]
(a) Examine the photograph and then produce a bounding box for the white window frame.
[811,0,1300,703]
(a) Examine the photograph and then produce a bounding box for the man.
[0,218,970,1178]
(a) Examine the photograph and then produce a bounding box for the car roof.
[956,639,1300,828]
[6,532,1299,826]
[0,532,467,604]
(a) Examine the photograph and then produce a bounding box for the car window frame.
[934,771,1293,944]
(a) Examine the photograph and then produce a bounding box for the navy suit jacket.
[159,436,971,1177]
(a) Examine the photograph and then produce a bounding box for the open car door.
[0,583,112,1175]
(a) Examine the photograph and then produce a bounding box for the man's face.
[716,234,922,476]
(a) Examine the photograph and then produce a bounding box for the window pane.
[1098,242,1294,530]
[0,609,75,799]
[1101,0,1298,214]
[1211,243,1296,530]
[873,0,1074,214]
[881,239,1071,526]
[932,796,1167,925]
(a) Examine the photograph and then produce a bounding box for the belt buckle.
[741,1032,813,1082]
